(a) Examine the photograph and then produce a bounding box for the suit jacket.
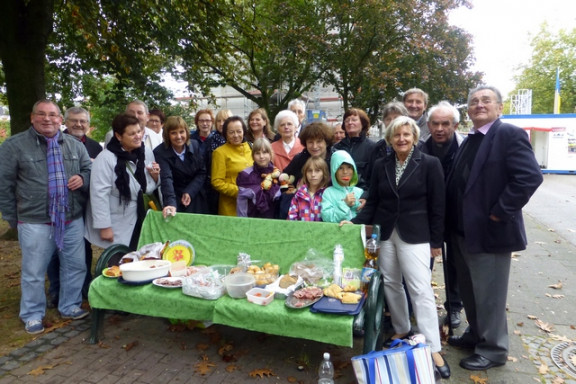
[447,119,543,253]
[353,146,445,248]
[153,141,208,214]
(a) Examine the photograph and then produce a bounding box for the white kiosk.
[501,114,576,174]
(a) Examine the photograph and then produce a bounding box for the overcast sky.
[449,0,575,98]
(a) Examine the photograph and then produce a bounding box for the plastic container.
[223,272,256,298]
[210,264,236,280]
[318,352,334,384]
[246,287,274,305]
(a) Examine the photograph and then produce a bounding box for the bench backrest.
[138,211,366,272]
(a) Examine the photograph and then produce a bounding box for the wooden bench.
[88,211,385,353]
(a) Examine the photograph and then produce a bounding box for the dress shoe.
[444,310,461,329]
[383,330,413,348]
[459,354,505,370]
[447,335,476,349]
[433,354,451,379]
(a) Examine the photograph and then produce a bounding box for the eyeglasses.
[148,119,161,124]
[67,118,88,125]
[469,97,496,107]
[198,119,212,124]
[35,112,60,119]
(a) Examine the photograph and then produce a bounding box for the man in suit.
[421,101,465,329]
[445,86,543,370]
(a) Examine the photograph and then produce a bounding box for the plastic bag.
[182,268,225,300]
[289,248,333,286]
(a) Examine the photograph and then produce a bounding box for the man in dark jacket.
[421,101,465,329]
[445,86,543,370]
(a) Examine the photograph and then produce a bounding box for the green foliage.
[512,23,576,114]
[0,120,10,145]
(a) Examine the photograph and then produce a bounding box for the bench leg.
[89,308,104,344]
[362,270,385,353]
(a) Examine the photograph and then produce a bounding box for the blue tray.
[310,293,365,315]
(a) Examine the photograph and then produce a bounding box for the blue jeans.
[18,218,86,322]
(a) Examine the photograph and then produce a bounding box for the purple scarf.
[47,132,68,250]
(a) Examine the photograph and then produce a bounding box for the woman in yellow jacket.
[211,116,253,216]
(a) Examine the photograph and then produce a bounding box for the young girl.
[287,157,330,221]
[321,150,363,222]
[236,138,281,218]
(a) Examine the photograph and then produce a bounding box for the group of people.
[0,85,543,379]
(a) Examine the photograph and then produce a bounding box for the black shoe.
[459,354,505,370]
[383,331,413,348]
[444,310,461,329]
[434,355,451,379]
[447,335,476,349]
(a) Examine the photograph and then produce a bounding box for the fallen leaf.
[28,364,59,376]
[249,368,275,378]
[196,343,210,351]
[551,294,565,299]
[517,322,524,327]
[538,362,549,374]
[514,330,522,335]
[512,252,521,258]
[97,341,111,349]
[534,241,546,245]
[548,228,556,232]
[550,334,572,342]
[535,319,554,333]
[225,364,238,372]
[470,374,488,384]
[554,239,562,244]
[218,343,234,356]
[552,377,565,384]
[122,341,139,351]
[571,325,575,330]
[287,376,298,383]
[527,315,538,320]
[194,355,216,375]
[548,282,563,290]
[507,356,518,362]
[27,361,70,376]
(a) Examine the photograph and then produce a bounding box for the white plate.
[152,277,184,288]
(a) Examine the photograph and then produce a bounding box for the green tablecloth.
[89,211,366,347]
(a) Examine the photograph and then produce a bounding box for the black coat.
[153,141,208,214]
[353,146,445,248]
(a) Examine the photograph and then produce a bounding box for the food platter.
[285,286,324,309]
[285,294,323,309]
[162,240,195,266]
[152,277,184,289]
[102,267,121,278]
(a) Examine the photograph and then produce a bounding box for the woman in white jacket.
[85,113,159,250]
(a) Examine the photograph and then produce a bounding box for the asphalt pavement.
[0,174,575,383]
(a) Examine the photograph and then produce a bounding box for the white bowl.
[223,272,255,298]
[119,260,171,282]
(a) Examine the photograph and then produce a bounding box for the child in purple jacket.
[236,138,281,218]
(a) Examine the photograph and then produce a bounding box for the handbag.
[351,340,435,384]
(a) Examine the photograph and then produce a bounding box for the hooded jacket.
[321,150,363,222]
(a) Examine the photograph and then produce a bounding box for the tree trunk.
[0,0,54,135]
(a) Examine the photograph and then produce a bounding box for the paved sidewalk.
[0,213,575,383]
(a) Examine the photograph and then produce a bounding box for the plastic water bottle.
[333,244,344,286]
[318,352,334,384]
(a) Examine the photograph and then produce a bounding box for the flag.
[554,67,561,114]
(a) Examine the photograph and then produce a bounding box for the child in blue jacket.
[321,150,363,222]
